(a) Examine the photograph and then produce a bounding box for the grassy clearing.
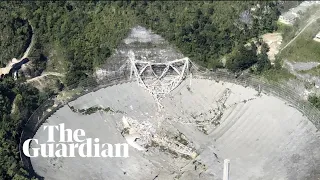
[299,65,320,76]
[277,5,320,62]
[56,87,83,102]
[260,68,296,83]
[279,19,320,62]
[277,22,295,46]
[36,75,61,89]
[45,43,67,74]
[277,5,320,46]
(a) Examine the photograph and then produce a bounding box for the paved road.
[280,11,320,52]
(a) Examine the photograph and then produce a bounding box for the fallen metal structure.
[21,26,320,180]
[129,50,190,108]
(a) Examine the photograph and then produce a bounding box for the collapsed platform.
[28,26,320,180]
[30,77,320,180]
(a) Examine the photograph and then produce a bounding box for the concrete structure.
[314,31,320,42]
[29,76,320,180]
[28,27,320,180]
[223,159,230,180]
[279,12,298,25]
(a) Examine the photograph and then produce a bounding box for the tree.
[308,95,320,109]
[0,2,283,178]
[256,53,271,73]
[0,95,11,116]
[55,79,64,91]
[260,42,270,55]
[226,44,257,72]
[0,75,43,179]
[274,56,282,70]
[256,42,271,73]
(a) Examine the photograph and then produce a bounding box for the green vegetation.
[260,67,295,82]
[0,77,52,180]
[256,43,272,73]
[2,1,281,81]
[299,65,320,76]
[294,5,320,29]
[280,20,320,62]
[44,43,67,73]
[0,1,284,179]
[259,53,295,82]
[70,105,125,115]
[277,22,295,45]
[23,2,137,86]
[225,41,272,74]
[135,1,280,69]
[308,94,320,109]
[279,5,320,63]
[79,106,113,115]
[226,43,258,72]
[0,6,32,67]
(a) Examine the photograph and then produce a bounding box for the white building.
[313,32,320,42]
[279,12,297,25]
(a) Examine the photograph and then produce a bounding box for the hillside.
[0,1,286,179]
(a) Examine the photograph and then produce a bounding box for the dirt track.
[280,12,320,53]
[26,72,64,83]
[0,23,35,76]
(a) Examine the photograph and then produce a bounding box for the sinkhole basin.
[29,75,320,180]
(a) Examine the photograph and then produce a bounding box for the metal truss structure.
[128,51,190,108]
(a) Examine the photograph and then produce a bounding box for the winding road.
[0,23,35,76]
[1,22,64,83]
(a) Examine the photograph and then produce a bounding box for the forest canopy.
[1,1,281,85]
[0,7,32,67]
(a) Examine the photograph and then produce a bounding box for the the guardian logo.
[23,123,129,158]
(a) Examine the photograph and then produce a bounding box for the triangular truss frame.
[128,51,190,109]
